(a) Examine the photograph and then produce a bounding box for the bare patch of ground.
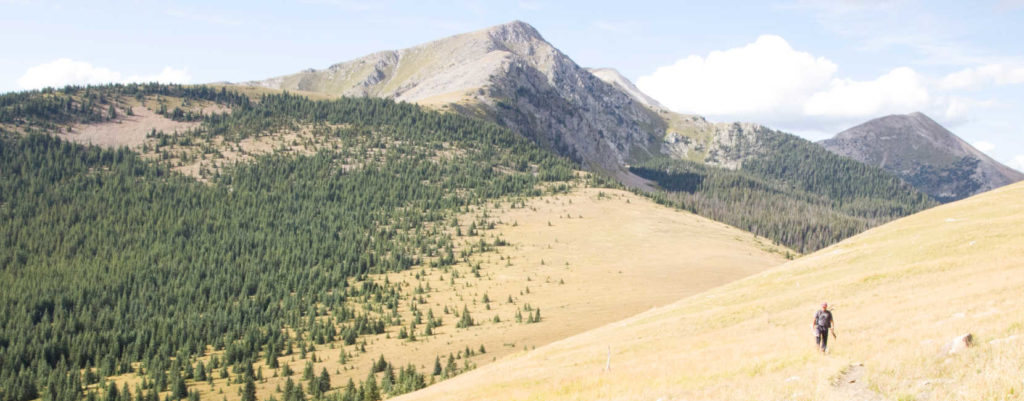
[60,105,199,148]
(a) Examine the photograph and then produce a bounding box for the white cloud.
[17,59,191,90]
[634,34,1012,135]
[804,67,930,118]
[1010,155,1024,172]
[940,63,1024,90]
[636,35,949,127]
[636,35,837,119]
[973,141,995,152]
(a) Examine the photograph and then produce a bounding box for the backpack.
[815,310,832,329]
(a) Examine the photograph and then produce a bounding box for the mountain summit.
[251,20,663,171]
[819,112,1024,202]
[246,21,938,252]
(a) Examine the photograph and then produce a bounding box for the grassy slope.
[394,181,1024,401]
[89,186,791,401]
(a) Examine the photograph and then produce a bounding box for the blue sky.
[3,0,1022,170]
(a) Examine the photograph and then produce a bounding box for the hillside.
[167,186,790,401]
[0,84,792,401]
[629,131,936,252]
[820,112,1024,202]
[0,84,573,401]
[393,181,1024,401]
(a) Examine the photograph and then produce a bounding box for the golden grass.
[393,181,1024,401]
[96,186,791,401]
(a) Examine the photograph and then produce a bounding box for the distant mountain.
[585,68,665,110]
[250,21,663,172]
[245,20,938,252]
[820,112,1024,202]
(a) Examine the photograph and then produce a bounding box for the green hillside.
[631,130,937,252]
[0,85,575,401]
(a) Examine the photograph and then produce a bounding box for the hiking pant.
[816,327,829,351]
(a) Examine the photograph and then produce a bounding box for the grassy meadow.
[392,181,1024,401]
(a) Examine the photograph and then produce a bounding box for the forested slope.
[0,85,574,401]
[631,131,937,252]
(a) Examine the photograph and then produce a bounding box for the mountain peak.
[485,20,544,42]
[820,112,1024,202]
[248,20,664,170]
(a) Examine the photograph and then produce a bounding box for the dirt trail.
[833,363,884,401]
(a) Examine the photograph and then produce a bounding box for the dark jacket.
[814,309,833,330]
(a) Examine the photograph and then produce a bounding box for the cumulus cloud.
[636,35,983,131]
[636,35,837,119]
[804,67,930,118]
[17,58,191,90]
[940,63,1024,90]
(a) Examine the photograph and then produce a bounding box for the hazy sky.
[3,0,1022,170]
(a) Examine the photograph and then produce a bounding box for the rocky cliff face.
[250,21,663,171]
[819,112,1024,202]
[655,111,773,169]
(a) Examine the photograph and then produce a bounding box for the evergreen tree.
[362,374,379,401]
[456,306,473,328]
[241,375,256,401]
[317,369,330,394]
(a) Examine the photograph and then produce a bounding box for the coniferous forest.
[630,130,937,252]
[0,85,574,401]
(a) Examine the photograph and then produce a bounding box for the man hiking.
[812,302,836,353]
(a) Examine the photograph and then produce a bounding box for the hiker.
[812,302,836,353]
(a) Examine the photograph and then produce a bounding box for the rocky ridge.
[250,21,664,171]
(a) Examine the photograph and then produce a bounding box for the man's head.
[821,302,828,310]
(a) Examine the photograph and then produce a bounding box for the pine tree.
[302,361,314,381]
[456,306,473,328]
[105,381,120,401]
[241,375,256,401]
[317,368,330,394]
[196,362,207,382]
[363,373,380,401]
